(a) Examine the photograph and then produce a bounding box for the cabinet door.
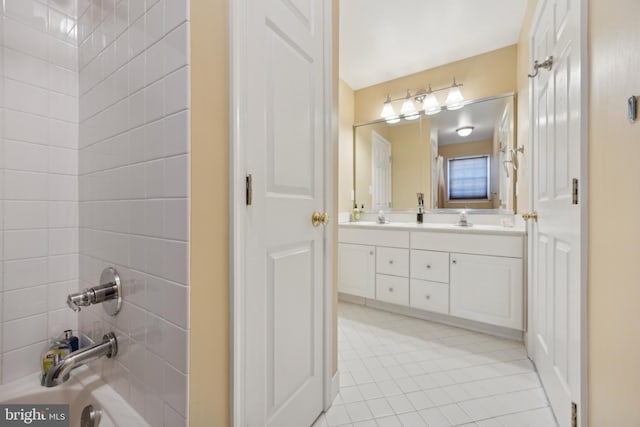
[450,253,523,330]
[338,243,376,298]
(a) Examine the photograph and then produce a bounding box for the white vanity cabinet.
[338,223,526,333]
[338,243,376,298]
[449,253,523,330]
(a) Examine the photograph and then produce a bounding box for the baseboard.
[339,293,523,342]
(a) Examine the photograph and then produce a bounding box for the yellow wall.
[353,45,518,124]
[189,0,230,425]
[515,0,538,214]
[389,122,430,209]
[354,123,389,209]
[339,80,355,212]
[588,0,640,423]
[438,140,494,209]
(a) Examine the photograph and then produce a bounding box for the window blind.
[448,156,489,200]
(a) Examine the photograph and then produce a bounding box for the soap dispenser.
[352,203,361,222]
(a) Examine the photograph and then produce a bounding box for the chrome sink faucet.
[45,333,118,387]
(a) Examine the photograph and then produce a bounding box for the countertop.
[339,221,526,236]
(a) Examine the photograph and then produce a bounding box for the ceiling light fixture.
[379,78,464,122]
[456,126,474,137]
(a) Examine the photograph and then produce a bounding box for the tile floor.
[313,302,558,427]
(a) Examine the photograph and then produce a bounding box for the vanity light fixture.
[456,126,474,137]
[380,95,400,123]
[445,78,465,110]
[379,78,465,121]
[400,91,420,120]
[422,85,442,116]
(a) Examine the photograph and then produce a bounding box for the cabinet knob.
[425,295,431,300]
[369,251,374,256]
[388,260,394,265]
[388,287,394,292]
[426,265,431,269]
[452,260,457,264]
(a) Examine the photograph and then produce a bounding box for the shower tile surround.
[1,1,190,426]
[0,0,80,384]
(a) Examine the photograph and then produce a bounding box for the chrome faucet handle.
[65,268,122,316]
[67,292,91,312]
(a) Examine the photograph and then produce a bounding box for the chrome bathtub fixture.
[81,405,98,427]
[45,333,118,388]
[67,267,122,316]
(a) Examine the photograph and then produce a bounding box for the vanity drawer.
[339,228,409,248]
[411,231,523,258]
[410,250,449,283]
[376,247,409,277]
[376,274,409,305]
[410,279,449,314]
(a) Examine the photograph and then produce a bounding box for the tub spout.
[45,333,118,388]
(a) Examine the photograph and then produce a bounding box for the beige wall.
[353,45,518,124]
[438,140,494,209]
[389,122,431,209]
[189,0,230,425]
[339,80,355,212]
[354,123,389,209]
[515,0,538,214]
[588,0,640,423]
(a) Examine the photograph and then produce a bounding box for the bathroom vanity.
[338,220,526,337]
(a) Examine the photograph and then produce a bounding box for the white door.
[372,131,392,209]
[338,244,375,298]
[529,0,586,425]
[240,0,327,425]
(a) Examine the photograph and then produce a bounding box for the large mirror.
[353,94,517,213]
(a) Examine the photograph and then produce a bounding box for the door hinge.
[571,401,578,427]
[572,178,579,205]
[246,174,253,206]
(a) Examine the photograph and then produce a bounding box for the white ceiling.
[339,0,529,90]
[431,96,511,146]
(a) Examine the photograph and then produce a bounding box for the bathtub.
[0,366,149,426]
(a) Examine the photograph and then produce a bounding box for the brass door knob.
[311,212,330,227]
[522,211,539,222]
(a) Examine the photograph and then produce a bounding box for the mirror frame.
[351,93,517,214]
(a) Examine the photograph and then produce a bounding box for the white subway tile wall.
[0,0,79,384]
[77,1,189,426]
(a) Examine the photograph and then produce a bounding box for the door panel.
[530,0,584,425]
[243,0,326,425]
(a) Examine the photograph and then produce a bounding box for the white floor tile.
[366,397,394,418]
[344,401,373,423]
[386,394,415,415]
[397,411,428,427]
[325,405,351,426]
[326,302,557,427]
[375,415,402,427]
